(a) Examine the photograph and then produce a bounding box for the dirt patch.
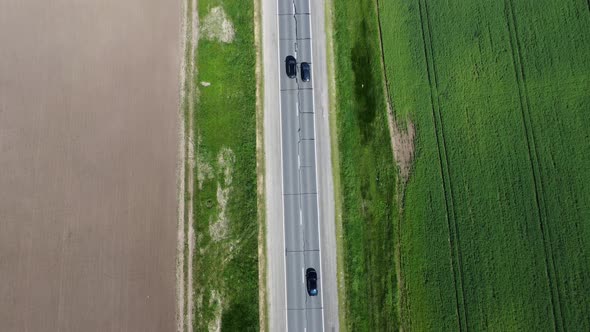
[387,108,416,184]
[209,185,231,241]
[197,154,214,189]
[209,148,235,242]
[201,6,235,43]
[218,147,236,186]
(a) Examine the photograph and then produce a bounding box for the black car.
[286,55,297,78]
[301,62,311,82]
[306,268,318,296]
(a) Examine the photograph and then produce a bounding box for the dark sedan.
[301,62,311,82]
[286,55,297,78]
[306,268,318,296]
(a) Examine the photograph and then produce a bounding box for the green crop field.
[189,0,259,330]
[331,0,590,330]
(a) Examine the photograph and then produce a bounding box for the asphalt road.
[263,0,339,330]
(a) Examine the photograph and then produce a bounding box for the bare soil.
[388,111,416,184]
[0,1,181,331]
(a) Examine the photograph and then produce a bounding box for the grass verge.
[330,0,400,330]
[324,0,346,330]
[191,0,259,330]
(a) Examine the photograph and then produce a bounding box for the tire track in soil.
[177,0,189,329]
[186,0,198,331]
[503,1,565,330]
[417,0,469,330]
[177,0,198,331]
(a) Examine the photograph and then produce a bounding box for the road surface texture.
[0,1,181,331]
[263,0,339,330]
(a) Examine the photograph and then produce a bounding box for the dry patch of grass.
[207,290,223,332]
[201,6,235,43]
[208,148,235,242]
[196,137,215,190]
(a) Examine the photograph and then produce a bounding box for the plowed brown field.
[0,1,181,331]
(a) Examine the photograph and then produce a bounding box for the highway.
[263,0,339,330]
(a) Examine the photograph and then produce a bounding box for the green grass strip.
[191,0,259,330]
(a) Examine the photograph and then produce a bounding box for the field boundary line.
[417,1,468,330]
[176,0,197,330]
[176,0,189,329]
[185,0,198,331]
[373,0,409,329]
[503,1,565,330]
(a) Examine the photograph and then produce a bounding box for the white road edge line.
[307,0,326,329]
